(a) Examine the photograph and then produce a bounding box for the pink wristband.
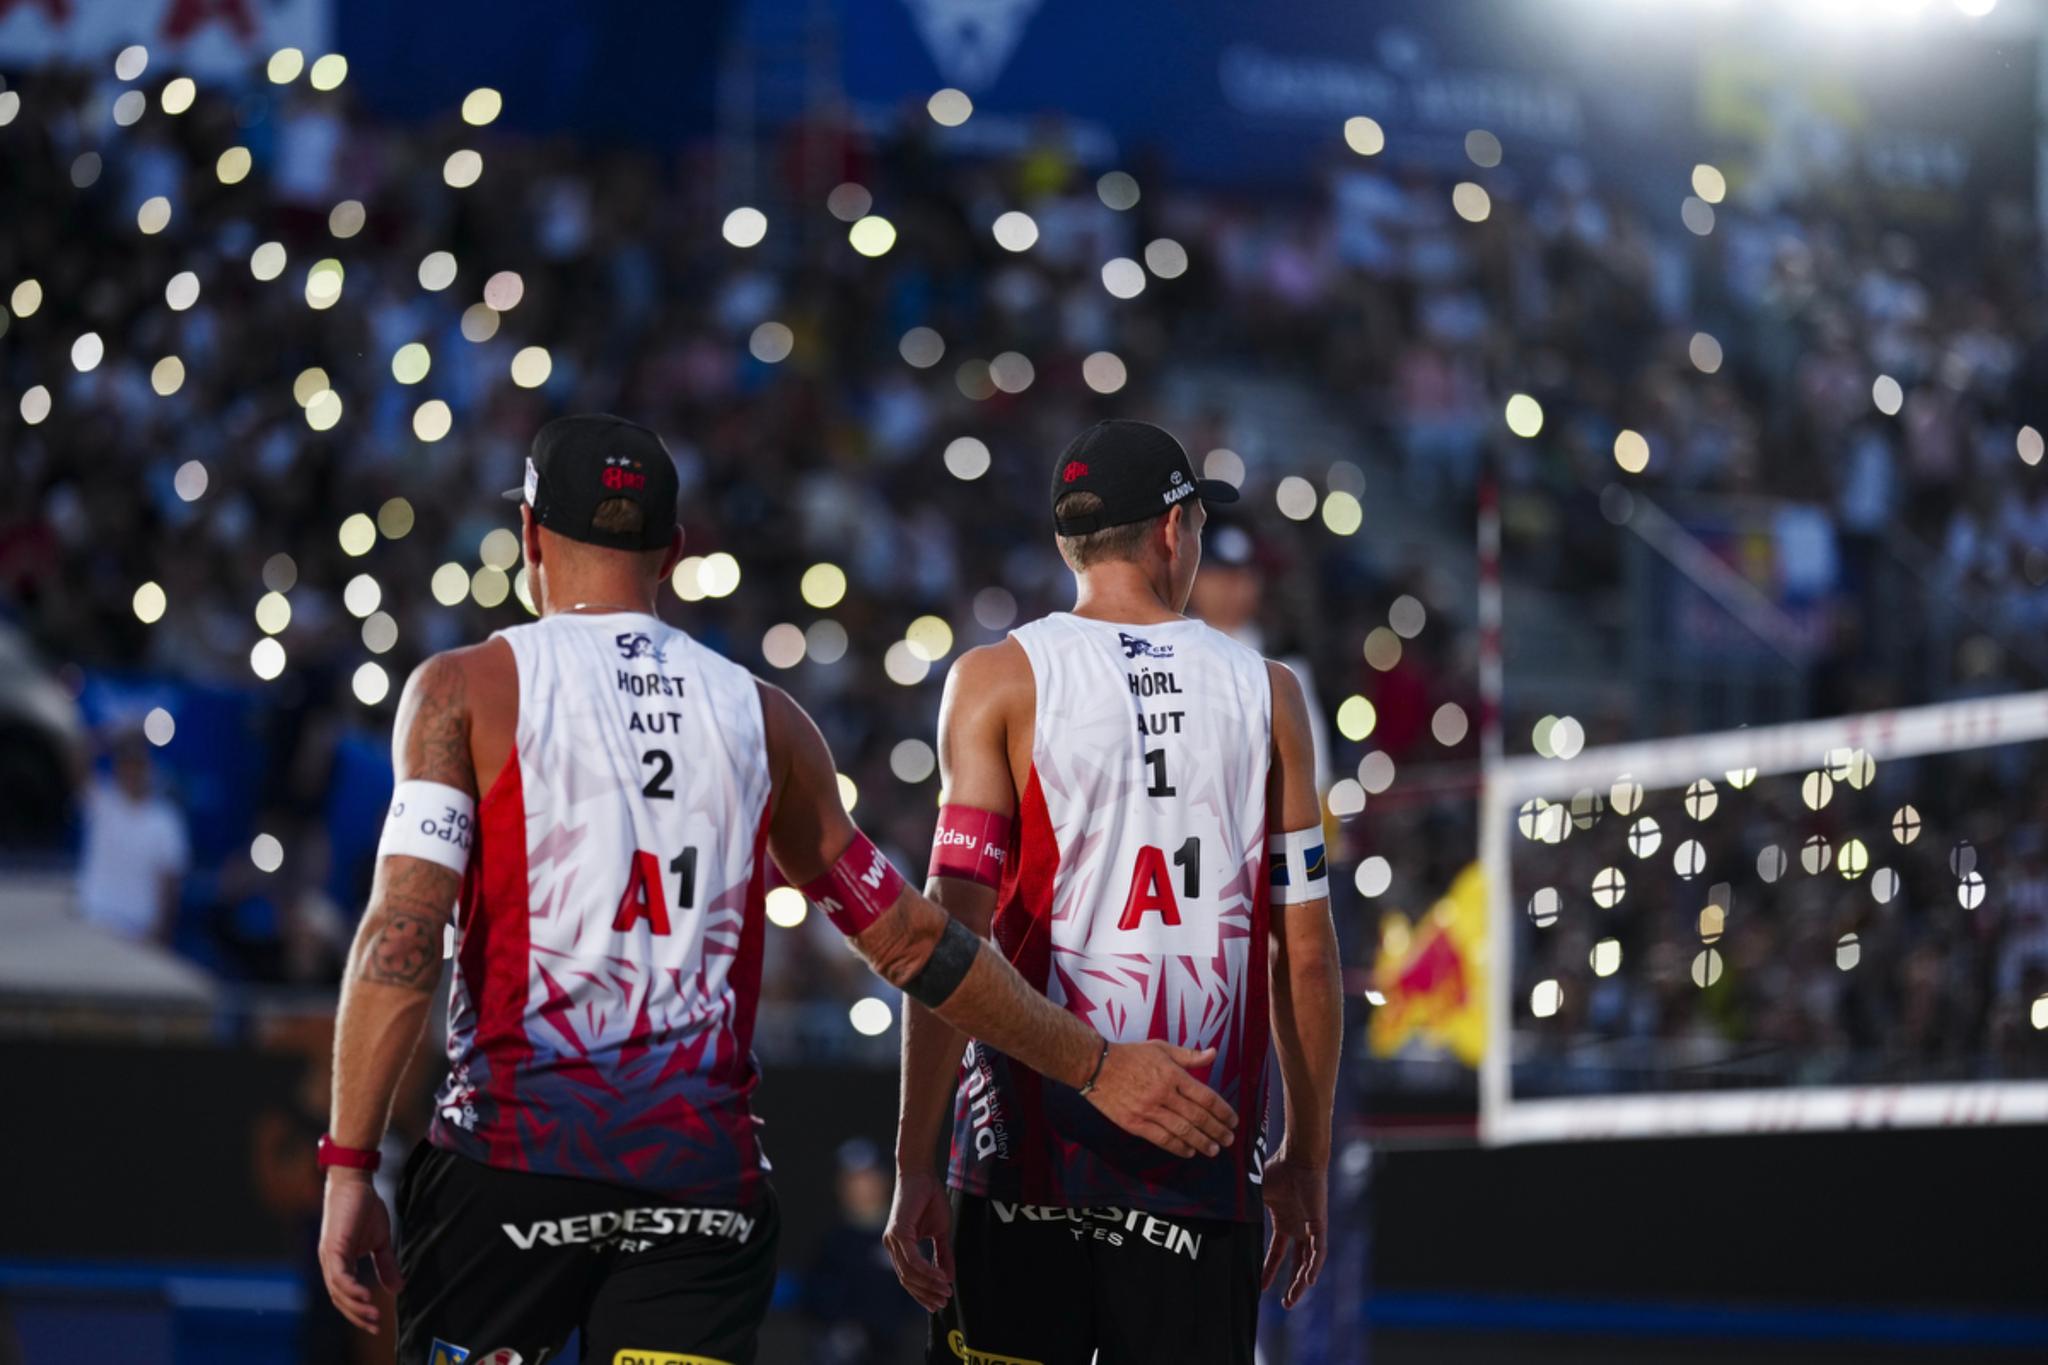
[802,831,907,938]
[928,805,1012,889]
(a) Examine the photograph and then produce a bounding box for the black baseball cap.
[502,413,680,552]
[1051,419,1239,535]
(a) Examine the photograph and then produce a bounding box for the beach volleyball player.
[315,415,1237,1365]
[886,420,1344,1364]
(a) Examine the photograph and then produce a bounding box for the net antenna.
[1480,690,2048,1144]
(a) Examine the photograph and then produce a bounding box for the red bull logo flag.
[1368,862,1488,1068]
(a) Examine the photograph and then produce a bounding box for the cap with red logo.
[1050,419,1239,536]
[501,413,680,552]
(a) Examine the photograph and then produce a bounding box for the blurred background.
[2,0,2047,1361]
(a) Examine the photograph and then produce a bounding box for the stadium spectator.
[74,731,188,944]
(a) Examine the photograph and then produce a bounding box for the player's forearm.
[897,1000,966,1173]
[329,861,458,1150]
[934,941,1099,1090]
[894,885,992,1172]
[330,974,437,1150]
[857,892,1098,1090]
[1270,905,1343,1164]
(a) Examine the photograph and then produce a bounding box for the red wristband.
[929,805,1012,889]
[317,1135,383,1172]
[801,831,907,938]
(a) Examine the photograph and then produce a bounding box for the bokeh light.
[944,436,991,481]
[762,624,806,670]
[766,887,808,929]
[462,88,502,125]
[827,183,872,222]
[1101,258,1146,299]
[353,662,391,706]
[249,637,287,681]
[750,322,794,364]
[254,592,291,635]
[884,641,930,686]
[849,997,893,1037]
[1344,116,1385,155]
[722,207,767,248]
[1144,238,1189,278]
[1276,476,1318,521]
[143,708,175,747]
[444,149,484,188]
[927,88,973,126]
[310,54,349,90]
[1336,695,1377,741]
[1082,352,1127,394]
[511,346,552,388]
[132,581,167,624]
[1505,393,1543,438]
[419,251,458,291]
[250,833,284,872]
[849,215,897,257]
[251,241,287,281]
[891,739,937,784]
[900,327,945,368]
[1614,429,1650,473]
[1097,172,1140,210]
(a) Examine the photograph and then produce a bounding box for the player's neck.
[1070,566,1183,626]
[537,571,659,618]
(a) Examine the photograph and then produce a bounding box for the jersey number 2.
[612,847,698,935]
[1119,838,1200,930]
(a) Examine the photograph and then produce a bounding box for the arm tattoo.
[362,913,439,987]
[356,857,463,990]
[401,654,475,795]
[353,657,475,990]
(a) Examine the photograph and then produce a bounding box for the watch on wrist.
[317,1134,383,1172]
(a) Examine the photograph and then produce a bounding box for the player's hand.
[318,1170,403,1333]
[1259,1145,1327,1310]
[882,1168,956,1312]
[1082,1041,1237,1158]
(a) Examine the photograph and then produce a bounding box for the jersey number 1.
[613,847,698,935]
[1119,837,1200,930]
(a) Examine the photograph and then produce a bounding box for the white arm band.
[1268,826,1329,905]
[377,780,477,875]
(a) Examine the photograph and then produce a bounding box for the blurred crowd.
[3,57,2046,1085]
[1513,747,2048,1086]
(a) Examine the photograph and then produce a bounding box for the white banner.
[0,0,329,80]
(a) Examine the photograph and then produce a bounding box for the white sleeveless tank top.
[431,611,775,1206]
[949,612,1275,1221]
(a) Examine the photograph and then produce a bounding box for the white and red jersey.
[430,612,774,1206]
[949,613,1274,1222]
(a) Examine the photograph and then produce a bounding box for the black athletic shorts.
[928,1191,1261,1365]
[394,1142,779,1365]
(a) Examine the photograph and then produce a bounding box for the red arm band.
[928,804,1012,889]
[317,1135,382,1172]
[801,831,908,938]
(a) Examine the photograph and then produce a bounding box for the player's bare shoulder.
[396,639,514,794]
[941,637,1035,727]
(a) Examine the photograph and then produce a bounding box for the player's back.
[950,611,1273,1221]
[431,611,774,1206]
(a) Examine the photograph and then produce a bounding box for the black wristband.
[902,916,980,1010]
